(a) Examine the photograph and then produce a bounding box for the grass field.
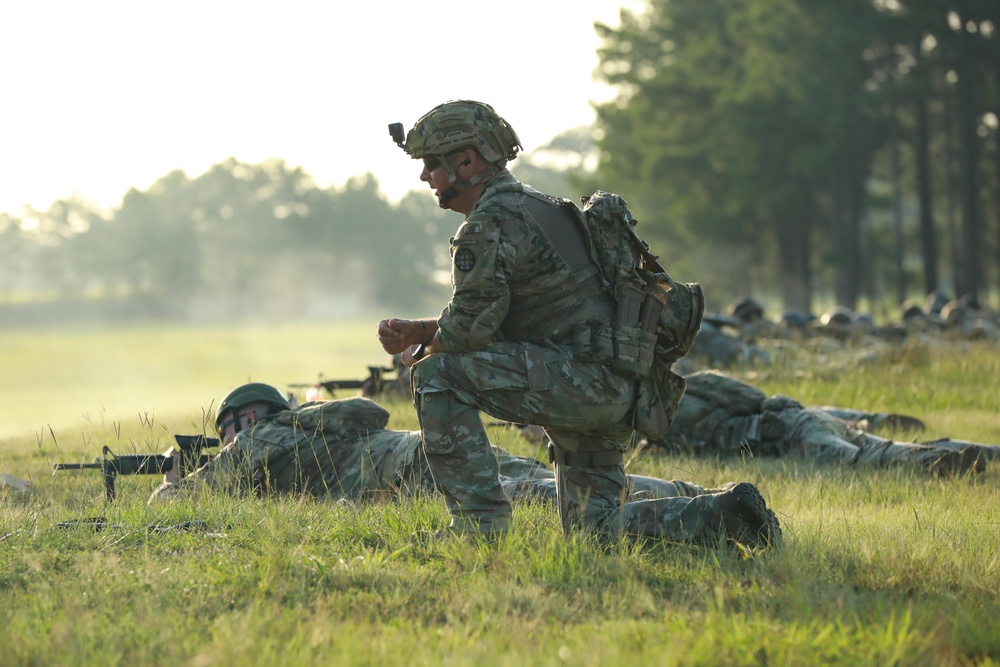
[1,322,999,666]
[0,319,388,442]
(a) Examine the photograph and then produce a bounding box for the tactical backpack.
[563,191,705,438]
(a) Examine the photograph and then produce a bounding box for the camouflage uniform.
[412,171,742,541]
[653,370,987,475]
[149,397,719,505]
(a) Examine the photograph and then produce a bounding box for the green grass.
[1,322,999,666]
[0,319,387,441]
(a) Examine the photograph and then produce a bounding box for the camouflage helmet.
[216,382,290,427]
[728,296,764,323]
[392,100,522,167]
[820,306,853,327]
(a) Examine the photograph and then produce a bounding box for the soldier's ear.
[456,148,476,169]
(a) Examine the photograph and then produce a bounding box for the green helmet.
[390,100,522,167]
[216,382,290,428]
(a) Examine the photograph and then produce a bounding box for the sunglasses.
[423,150,466,172]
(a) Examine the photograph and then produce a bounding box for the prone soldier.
[150,383,766,549]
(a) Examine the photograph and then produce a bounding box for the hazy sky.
[1,1,643,217]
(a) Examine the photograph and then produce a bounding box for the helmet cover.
[400,100,522,166]
[216,382,290,427]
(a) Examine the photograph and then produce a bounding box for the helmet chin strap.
[437,160,500,206]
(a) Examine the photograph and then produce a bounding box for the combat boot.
[927,447,985,478]
[855,440,985,476]
[715,482,782,550]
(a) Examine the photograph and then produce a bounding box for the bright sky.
[0,1,643,217]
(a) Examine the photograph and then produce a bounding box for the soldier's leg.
[626,475,728,499]
[614,483,782,548]
[494,447,724,505]
[920,438,999,461]
[495,447,556,503]
[415,388,512,534]
[853,437,984,476]
[555,461,781,548]
[412,344,634,532]
[552,460,627,535]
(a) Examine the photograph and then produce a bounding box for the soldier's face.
[420,158,455,209]
[217,404,265,445]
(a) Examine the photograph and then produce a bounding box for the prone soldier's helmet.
[776,310,815,333]
[901,299,925,321]
[728,297,764,323]
[820,306,853,327]
[216,382,290,430]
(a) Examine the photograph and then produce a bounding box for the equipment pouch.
[613,282,646,377]
[633,363,687,439]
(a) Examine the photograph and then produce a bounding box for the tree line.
[0,145,584,323]
[3,0,998,322]
[0,159,454,321]
[587,0,999,316]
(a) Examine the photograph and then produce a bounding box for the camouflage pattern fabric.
[656,371,986,474]
[414,352,740,540]
[554,461,736,541]
[412,171,733,539]
[435,173,617,353]
[150,399,427,501]
[149,397,718,507]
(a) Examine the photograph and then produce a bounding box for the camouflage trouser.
[496,447,715,505]
[555,462,728,541]
[412,342,726,541]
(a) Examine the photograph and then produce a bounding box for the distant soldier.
[940,295,1000,340]
[648,371,988,476]
[729,296,765,324]
[680,311,772,372]
[150,383,772,547]
[775,310,816,336]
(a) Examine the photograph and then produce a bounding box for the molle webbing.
[611,280,660,379]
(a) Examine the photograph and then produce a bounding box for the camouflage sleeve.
[145,428,276,504]
[436,215,513,353]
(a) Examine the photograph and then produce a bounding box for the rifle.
[53,434,219,501]
[289,365,398,398]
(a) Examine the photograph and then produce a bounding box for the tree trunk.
[829,159,865,310]
[956,23,981,302]
[944,88,964,297]
[775,210,811,313]
[914,94,939,296]
[890,110,907,307]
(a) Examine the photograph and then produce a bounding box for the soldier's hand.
[161,447,181,484]
[377,318,409,354]
[377,318,428,354]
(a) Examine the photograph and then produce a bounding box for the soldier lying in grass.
[644,370,989,476]
[150,383,780,550]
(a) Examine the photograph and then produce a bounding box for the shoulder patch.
[454,247,476,272]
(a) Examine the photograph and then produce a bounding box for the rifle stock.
[53,433,219,501]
